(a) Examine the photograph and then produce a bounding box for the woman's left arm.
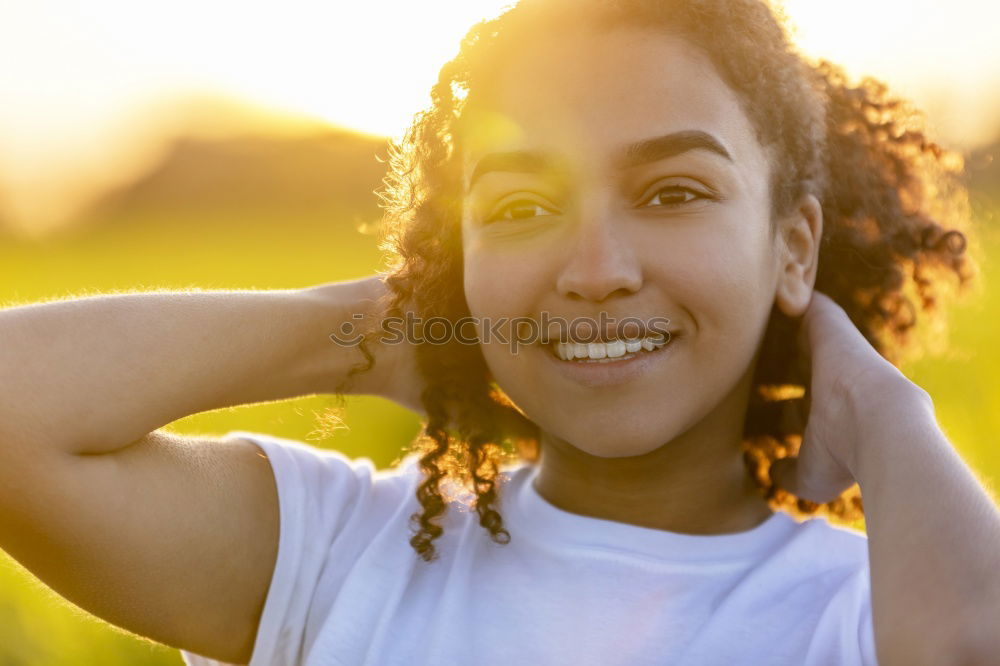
[769,292,1000,666]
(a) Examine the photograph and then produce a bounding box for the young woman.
[0,0,997,664]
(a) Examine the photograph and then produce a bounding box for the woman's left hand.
[769,290,933,503]
[771,292,1000,664]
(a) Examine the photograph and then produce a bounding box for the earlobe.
[774,194,823,318]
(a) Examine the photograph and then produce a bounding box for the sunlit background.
[1,0,998,662]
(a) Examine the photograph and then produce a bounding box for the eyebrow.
[466,130,733,192]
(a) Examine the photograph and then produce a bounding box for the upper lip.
[541,320,678,345]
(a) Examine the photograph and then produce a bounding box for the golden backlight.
[0,0,996,230]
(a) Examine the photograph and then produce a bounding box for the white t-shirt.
[181,430,877,666]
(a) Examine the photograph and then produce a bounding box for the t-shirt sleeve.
[858,572,878,666]
[801,524,879,666]
[179,429,393,666]
[832,557,879,666]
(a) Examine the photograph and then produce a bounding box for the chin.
[543,413,683,459]
[572,441,670,459]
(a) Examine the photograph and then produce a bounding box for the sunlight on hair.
[758,385,807,401]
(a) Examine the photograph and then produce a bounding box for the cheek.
[462,247,552,389]
[463,253,507,320]
[462,243,548,319]
[462,252,525,370]
[462,242,492,313]
[657,223,774,321]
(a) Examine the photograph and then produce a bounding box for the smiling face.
[459,26,808,458]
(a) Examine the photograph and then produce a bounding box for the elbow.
[919,612,1000,666]
[876,616,1000,666]
[950,614,1000,666]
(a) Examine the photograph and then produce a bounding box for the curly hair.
[340,0,979,563]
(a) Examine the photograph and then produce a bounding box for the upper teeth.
[553,335,668,361]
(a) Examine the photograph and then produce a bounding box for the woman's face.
[460,26,802,458]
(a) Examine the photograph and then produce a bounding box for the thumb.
[769,457,799,495]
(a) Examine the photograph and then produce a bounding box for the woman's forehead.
[458,27,765,194]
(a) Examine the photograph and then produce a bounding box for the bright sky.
[0,0,998,230]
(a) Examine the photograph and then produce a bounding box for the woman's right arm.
[0,276,414,664]
[0,276,406,455]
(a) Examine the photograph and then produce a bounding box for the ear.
[774,193,823,318]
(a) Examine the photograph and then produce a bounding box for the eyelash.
[485,185,714,224]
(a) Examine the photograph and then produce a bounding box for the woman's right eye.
[485,200,556,224]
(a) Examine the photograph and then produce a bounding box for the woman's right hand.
[365,287,426,415]
[320,275,426,415]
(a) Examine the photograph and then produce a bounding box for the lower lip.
[541,339,678,388]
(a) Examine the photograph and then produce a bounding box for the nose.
[555,211,643,303]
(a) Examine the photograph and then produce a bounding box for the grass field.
[1,202,997,664]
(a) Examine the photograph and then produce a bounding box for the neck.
[532,367,774,535]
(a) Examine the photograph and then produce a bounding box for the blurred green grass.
[0,200,997,664]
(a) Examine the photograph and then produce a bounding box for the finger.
[799,291,864,364]
[795,311,812,362]
[770,457,799,495]
[796,290,831,360]
[798,291,829,350]
[773,453,856,505]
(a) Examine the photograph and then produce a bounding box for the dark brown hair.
[345,0,978,562]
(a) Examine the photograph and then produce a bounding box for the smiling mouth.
[546,333,677,362]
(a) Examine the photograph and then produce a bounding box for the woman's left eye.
[642,185,711,208]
